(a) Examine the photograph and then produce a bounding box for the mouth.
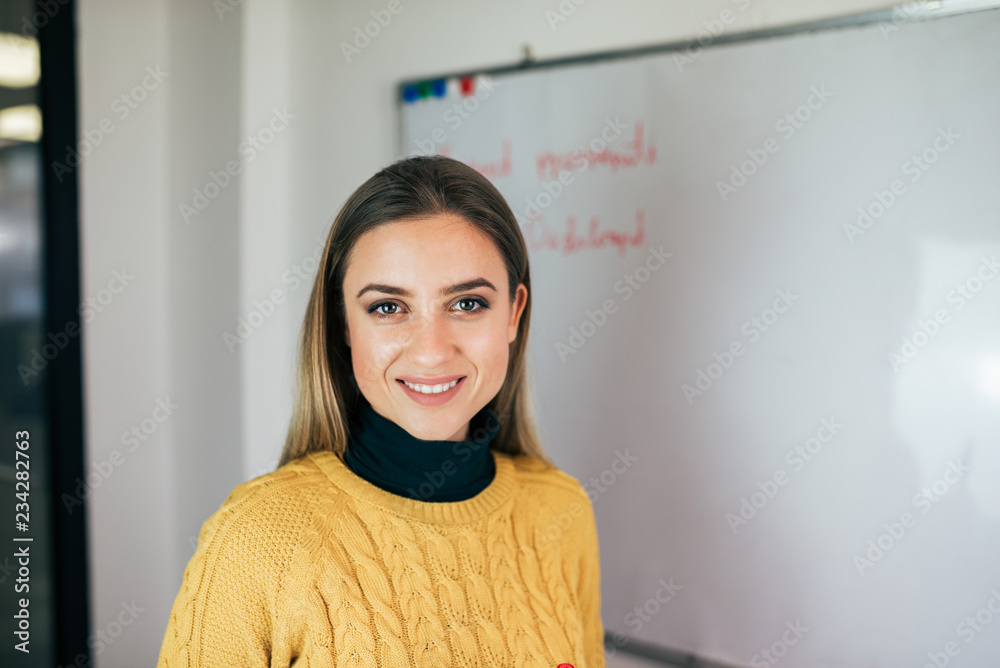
[396,376,466,405]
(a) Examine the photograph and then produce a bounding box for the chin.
[401,411,467,441]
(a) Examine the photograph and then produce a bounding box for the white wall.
[76,1,176,663]
[77,0,897,664]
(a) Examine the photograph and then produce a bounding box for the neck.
[343,394,500,502]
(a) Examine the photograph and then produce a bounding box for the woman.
[156,155,606,667]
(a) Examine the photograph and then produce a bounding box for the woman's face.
[341,213,528,442]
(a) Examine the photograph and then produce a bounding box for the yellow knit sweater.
[156,450,606,667]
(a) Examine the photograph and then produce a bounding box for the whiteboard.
[399,8,1000,667]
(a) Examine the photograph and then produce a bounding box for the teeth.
[402,378,460,394]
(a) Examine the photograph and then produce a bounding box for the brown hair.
[278,155,552,468]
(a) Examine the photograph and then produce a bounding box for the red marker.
[459,75,475,96]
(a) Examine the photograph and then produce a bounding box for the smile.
[400,378,461,394]
[397,376,466,406]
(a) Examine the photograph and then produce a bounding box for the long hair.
[278,155,552,468]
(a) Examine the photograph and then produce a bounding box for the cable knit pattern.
[487,509,550,665]
[156,450,606,668]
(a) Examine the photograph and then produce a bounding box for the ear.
[507,283,528,344]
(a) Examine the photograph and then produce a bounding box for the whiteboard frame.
[395,0,1000,101]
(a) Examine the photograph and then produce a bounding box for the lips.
[396,375,467,406]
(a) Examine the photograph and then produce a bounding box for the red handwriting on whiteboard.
[522,209,646,257]
[437,140,512,180]
[535,122,656,180]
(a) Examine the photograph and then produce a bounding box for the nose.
[404,310,456,370]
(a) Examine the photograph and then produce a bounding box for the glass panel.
[0,4,57,664]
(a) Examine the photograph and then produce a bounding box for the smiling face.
[341,213,528,442]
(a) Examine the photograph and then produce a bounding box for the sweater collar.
[343,394,500,502]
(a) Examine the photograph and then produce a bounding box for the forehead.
[344,214,507,284]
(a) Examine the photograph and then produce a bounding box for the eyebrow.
[355,277,498,299]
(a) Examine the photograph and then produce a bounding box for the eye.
[454,297,490,314]
[368,301,403,319]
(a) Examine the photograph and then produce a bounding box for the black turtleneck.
[342,394,500,502]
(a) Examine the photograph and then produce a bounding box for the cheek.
[358,340,403,386]
[469,322,511,386]
[347,316,400,385]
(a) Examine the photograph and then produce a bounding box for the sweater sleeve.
[576,491,607,668]
[156,480,293,667]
